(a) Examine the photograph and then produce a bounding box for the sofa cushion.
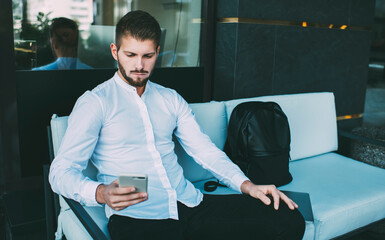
[176,101,227,183]
[279,152,385,239]
[224,92,338,161]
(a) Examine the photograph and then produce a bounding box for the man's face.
[111,35,159,88]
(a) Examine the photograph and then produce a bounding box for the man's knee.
[277,208,306,240]
[288,209,306,239]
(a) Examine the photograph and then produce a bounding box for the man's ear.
[51,38,57,50]
[156,45,160,55]
[111,43,118,61]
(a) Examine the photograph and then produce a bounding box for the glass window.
[365,0,385,127]
[12,0,202,70]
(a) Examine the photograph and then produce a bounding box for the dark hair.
[50,17,78,38]
[49,17,79,47]
[115,10,161,50]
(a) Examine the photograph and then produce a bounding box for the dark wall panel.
[273,27,371,115]
[239,0,349,25]
[234,24,275,99]
[217,0,374,27]
[213,23,238,100]
[214,0,374,121]
[216,0,239,18]
[350,0,376,27]
[0,0,21,188]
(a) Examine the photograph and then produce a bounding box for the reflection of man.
[33,17,91,70]
[49,11,305,240]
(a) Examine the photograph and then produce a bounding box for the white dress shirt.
[49,72,248,220]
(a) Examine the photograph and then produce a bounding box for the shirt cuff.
[80,179,103,207]
[231,173,250,193]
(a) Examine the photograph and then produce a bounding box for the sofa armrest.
[63,197,109,240]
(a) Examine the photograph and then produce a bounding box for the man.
[49,10,305,240]
[33,17,92,70]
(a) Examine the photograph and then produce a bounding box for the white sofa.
[49,92,385,240]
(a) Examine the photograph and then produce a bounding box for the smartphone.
[118,174,148,193]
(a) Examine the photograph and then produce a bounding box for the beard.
[117,60,152,88]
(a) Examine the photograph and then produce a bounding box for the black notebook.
[281,190,314,221]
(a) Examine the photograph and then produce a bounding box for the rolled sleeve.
[79,180,103,206]
[230,174,249,193]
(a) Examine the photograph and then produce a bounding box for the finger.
[113,196,148,208]
[254,191,271,205]
[111,194,148,210]
[111,186,136,195]
[111,192,147,204]
[111,179,119,187]
[114,179,136,192]
[279,192,296,210]
[107,179,132,194]
[271,190,280,210]
[113,198,147,210]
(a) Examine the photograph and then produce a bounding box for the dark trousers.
[108,194,305,240]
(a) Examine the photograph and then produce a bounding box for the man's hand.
[96,179,148,211]
[241,180,298,210]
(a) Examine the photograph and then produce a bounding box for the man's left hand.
[240,180,298,210]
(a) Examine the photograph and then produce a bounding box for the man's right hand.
[96,179,148,211]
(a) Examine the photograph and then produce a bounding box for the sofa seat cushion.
[224,92,338,161]
[279,152,385,240]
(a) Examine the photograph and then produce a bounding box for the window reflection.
[12,0,202,70]
[33,17,92,70]
[365,0,385,127]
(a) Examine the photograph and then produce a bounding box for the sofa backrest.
[224,92,338,161]
[50,92,338,185]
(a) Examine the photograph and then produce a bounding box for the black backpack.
[224,101,293,187]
